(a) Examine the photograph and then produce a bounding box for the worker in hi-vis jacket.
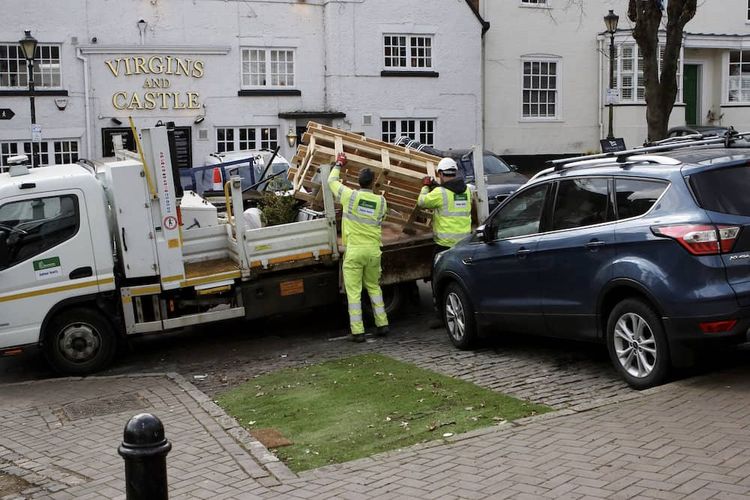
[418,157,473,254]
[418,157,473,329]
[328,152,389,342]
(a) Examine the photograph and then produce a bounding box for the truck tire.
[44,308,117,375]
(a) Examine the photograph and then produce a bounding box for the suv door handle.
[516,248,532,259]
[69,266,93,280]
[585,240,606,250]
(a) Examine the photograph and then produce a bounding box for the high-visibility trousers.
[342,246,389,335]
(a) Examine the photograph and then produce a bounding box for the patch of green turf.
[217,354,550,471]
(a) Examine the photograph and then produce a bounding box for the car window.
[615,178,668,219]
[689,165,750,216]
[483,155,511,174]
[551,178,610,230]
[0,195,79,271]
[491,184,548,240]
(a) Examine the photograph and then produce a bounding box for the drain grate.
[61,393,149,420]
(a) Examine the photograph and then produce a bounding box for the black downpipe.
[165,121,184,198]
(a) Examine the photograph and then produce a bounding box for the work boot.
[348,333,365,343]
[375,326,389,337]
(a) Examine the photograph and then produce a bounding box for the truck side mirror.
[510,165,519,172]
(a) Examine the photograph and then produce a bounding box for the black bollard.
[118,413,172,500]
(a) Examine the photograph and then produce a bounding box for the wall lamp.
[286,127,298,148]
[194,104,206,124]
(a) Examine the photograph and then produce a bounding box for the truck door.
[0,190,99,349]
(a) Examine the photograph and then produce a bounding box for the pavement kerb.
[165,372,299,480]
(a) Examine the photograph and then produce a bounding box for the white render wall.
[0,0,484,165]
[481,0,750,161]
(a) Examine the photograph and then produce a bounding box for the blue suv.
[432,145,750,388]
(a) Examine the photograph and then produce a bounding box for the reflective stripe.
[438,209,471,217]
[441,188,449,211]
[337,185,344,199]
[436,231,470,240]
[349,313,363,322]
[370,294,383,303]
[347,192,357,214]
[373,305,386,316]
[343,212,382,226]
[348,303,362,312]
[377,196,386,222]
[417,186,429,207]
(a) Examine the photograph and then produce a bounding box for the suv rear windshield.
[689,165,750,215]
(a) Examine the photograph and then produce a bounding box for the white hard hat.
[436,157,458,174]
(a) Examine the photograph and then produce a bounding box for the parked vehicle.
[433,136,750,388]
[394,138,527,212]
[188,149,293,194]
[666,125,730,138]
[0,125,436,375]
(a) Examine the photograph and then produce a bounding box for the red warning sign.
[163,215,178,230]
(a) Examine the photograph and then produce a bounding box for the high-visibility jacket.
[418,184,472,248]
[328,166,387,248]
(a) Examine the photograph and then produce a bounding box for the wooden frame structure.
[288,122,441,232]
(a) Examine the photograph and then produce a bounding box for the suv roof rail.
[546,129,750,172]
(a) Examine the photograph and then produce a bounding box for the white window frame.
[747,0,750,22]
[520,56,562,121]
[240,48,295,88]
[380,119,436,146]
[0,42,62,89]
[726,49,750,104]
[0,139,79,172]
[615,42,682,104]
[215,126,279,153]
[520,0,549,7]
[382,34,434,71]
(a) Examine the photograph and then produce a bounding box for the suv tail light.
[651,224,740,255]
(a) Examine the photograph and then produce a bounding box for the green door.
[683,65,699,126]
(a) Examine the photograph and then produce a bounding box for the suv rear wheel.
[443,283,477,349]
[606,298,670,389]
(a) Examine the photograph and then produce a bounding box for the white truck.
[0,125,434,374]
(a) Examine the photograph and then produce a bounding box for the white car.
[188,150,293,194]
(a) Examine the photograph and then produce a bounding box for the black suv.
[433,140,750,388]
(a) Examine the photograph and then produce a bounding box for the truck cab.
[0,163,116,371]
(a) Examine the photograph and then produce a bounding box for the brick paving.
[2,299,749,499]
[0,361,749,498]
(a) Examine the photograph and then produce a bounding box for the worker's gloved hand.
[336,152,347,167]
[422,176,434,187]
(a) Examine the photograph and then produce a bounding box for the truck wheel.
[442,282,477,350]
[606,298,670,389]
[44,308,117,375]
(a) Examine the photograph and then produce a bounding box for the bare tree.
[628,0,697,141]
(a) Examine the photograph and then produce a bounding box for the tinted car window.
[616,178,668,219]
[0,195,79,271]
[492,184,547,239]
[483,155,511,174]
[551,178,609,230]
[689,165,750,216]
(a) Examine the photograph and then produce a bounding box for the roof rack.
[546,129,750,172]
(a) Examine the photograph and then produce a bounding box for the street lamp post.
[604,10,619,140]
[19,30,38,168]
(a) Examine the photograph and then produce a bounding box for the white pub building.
[0,0,487,171]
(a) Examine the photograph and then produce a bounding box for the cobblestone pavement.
[1,365,749,499]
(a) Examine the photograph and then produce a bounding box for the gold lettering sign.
[106,55,204,111]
